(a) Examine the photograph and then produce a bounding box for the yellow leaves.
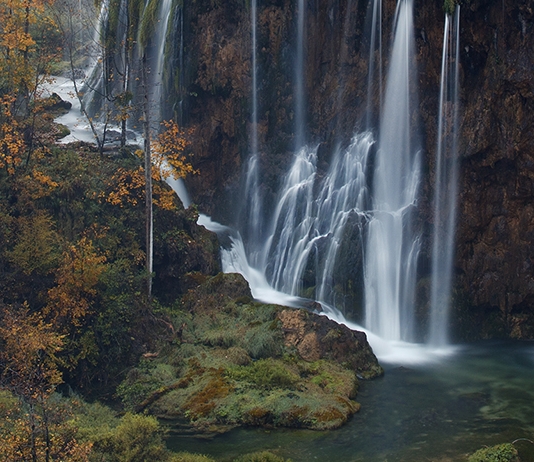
[0,303,64,400]
[152,183,177,210]
[105,121,197,210]
[0,390,93,462]
[103,166,145,207]
[152,120,197,182]
[0,0,58,95]
[28,167,60,198]
[46,237,107,328]
[0,95,25,175]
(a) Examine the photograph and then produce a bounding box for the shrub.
[468,443,520,462]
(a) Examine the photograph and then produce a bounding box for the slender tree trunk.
[29,402,37,462]
[43,401,50,462]
[142,53,153,299]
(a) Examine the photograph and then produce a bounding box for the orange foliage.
[0,0,54,92]
[46,237,107,328]
[103,165,145,207]
[0,303,63,401]
[104,121,197,210]
[0,95,25,175]
[152,120,196,182]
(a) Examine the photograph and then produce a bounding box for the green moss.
[117,360,178,410]
[468,443,520,462]
[138,0,160,48]
[183,369,233,420]
[233,450,292,462]
[169,453,215,462]
[443,0,457,15]
[227,358,300,390]
[54,123,71,139]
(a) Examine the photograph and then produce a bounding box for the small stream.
[167,341,534,461]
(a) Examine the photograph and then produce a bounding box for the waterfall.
[364,0,421,342]
[150,0,173,127]
[261,134,372,305]
[82,0,110,114]
[366,0,382,130]
[429,6,461,346]
[241,0,263,264]
[177,5,185,126]
[295,0,306,149]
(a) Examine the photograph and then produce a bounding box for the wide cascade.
[221,0,460,348]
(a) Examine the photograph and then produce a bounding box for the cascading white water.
[150,0,173,127]
[259,134,372,303]
[264,146,317,293]
[364,0,421,342]
[241,0,263,264]
[429,6,461,346]
[295,0,306,149]
[366,0,382,130]
[81,0,110,114]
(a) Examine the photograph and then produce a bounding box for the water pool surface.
[167,342,534,461]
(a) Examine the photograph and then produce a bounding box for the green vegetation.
[116,274,362,433]
[468,443,520,462]
[443,0,458,15]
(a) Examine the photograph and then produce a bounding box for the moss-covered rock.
[277,308,384,379]
[117,273,382,434]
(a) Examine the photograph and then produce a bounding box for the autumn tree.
[0,0,61,174]
[45,236,107,373]
[0,304,92,461]
[102,117,195,298]
[0,95,25,175]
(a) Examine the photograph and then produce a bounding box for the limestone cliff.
[172,0,534,339]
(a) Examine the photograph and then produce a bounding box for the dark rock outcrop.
[278,308,384,379]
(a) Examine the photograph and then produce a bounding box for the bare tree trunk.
[29,403,37,462]
[142,53,153,299]
[43,401,50,462]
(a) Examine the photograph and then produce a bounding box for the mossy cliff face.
[175,0,534,339]
[117,273,382,433]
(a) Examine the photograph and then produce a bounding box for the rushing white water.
[366,0,382,129]
[364,0,421,342]
[150,0,174,127]
[429,6,461,346]
[82,0,110,115]
[241,0,263,261]
[263,145,317,293]
[211,215,455,365]
[295,0,306,149]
